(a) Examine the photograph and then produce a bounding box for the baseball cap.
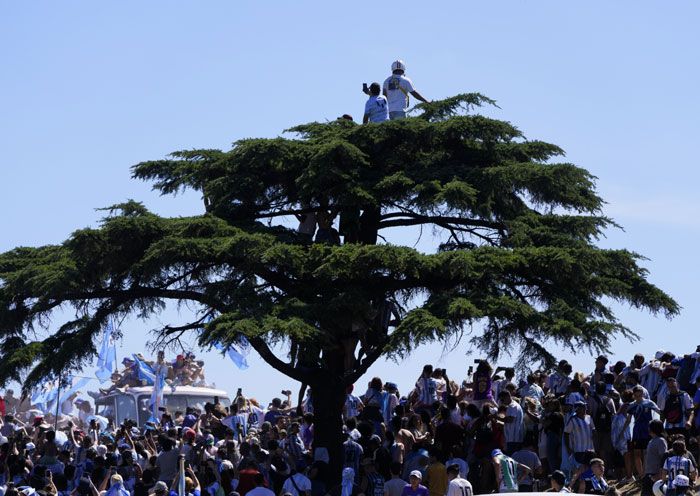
[654,350,666,360]
[409,470,422,480]
[25,442,36,451]
[491,449,502,457]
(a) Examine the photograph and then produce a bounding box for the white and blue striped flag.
[95,319,118,383]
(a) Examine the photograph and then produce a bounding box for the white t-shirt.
[364,95,389,122]
[282,473,312,496]
[383,74,415,112]
[446,477,473,496]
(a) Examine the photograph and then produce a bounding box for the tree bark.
[308,373,347,486]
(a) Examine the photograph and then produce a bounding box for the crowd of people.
[0,348,698,496]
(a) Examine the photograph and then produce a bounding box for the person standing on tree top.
[383,59,429,120]
[363,82,389,123]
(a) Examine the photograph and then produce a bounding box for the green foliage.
[0,92,679,394]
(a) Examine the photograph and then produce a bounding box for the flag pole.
[54,378,62,430]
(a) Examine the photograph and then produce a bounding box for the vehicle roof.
[101,386,230,398]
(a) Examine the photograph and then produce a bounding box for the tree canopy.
[0,93,678,397]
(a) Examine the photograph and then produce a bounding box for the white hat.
[391,60,406,72]
[0,436,8,446]
[672,474,689,487]
[25,442,35,451]
[409,470,422,480]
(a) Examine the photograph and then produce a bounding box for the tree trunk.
[309,373,347,486]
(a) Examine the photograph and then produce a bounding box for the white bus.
[94,386,231,428]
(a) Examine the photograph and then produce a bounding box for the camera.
[282,390,292,396]
[362,83,369,95]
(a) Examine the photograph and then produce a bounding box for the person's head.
[151,481,168,496]
[633,354,645,368]
[498,390,512,405]
[595,355,609,370]
[390,461,402,477]
[369,377,383,390]
[632,385,644,401]
[595,382,607,396]
[672,439,686,456]
[626,371,640,387]
[647,419,663,438]
[391,59,406,75]
[575,401,587,417]
[446,464,460,481]
[253,473,265,487]
[549,470,566,490]
[271,398,282,409]
[666,376,679,393]
[590,458,605,477]
[408,470,422,488]
[185,477,195,493]
[369,83,381,96]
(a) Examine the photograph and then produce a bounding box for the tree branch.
[248,336,306,382]
[379,213,505,231]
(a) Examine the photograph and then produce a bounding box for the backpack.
[592,395,612,431]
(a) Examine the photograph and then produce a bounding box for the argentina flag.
[95,320,117,383]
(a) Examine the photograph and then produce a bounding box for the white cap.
[391,60,406,72]
[673,474,690,487]
[409,470,422,480]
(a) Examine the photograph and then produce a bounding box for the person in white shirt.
[383,60,429,120]
[363,83,389,124]
[281,471,312,496]
[445,463,472,496]
[499,391,525,454]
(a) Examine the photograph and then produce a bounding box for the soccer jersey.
[657,391,693,429]
[663,455,696,491]
[628,399,659,439]
[564,414,594,452]
[445,478,473,496]
[222,414,247,441]
[365,95,389,122]
[546,372,571,395]
[415,377,438,406]
[383,74,415,113]
[493,453,519,492]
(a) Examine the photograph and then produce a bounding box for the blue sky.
[1,2,699,401]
